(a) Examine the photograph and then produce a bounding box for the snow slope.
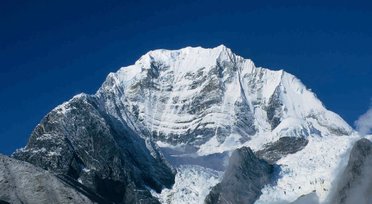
[257,135,359,203]
[152,165,223,204]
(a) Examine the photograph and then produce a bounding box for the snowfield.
[152,165,223,204]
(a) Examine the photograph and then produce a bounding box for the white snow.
[36,133,54,141]
[365,134,372,141]
[31,147,47,154]
[198,133,243,156]
[152,165,223,204]
[53,93,85,115]
[256,134,360,203]
[55,101,70,115]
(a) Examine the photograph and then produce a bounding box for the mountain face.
[205,147,273,204]
[13,94,175,203]
[96,45,351,155]
[0,154,95,204]
[8,45,362,204]
[330,138,372,204]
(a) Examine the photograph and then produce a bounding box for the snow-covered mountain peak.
[13,45,361,204]
[137,44,233,61]
[99,45,243,93]
[131,45,240,74]
[95,45,352,157]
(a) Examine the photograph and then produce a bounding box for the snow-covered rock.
[94,45,356,203]
[96,45,352,156]
[12,45,359,203]
[13,94,175,204]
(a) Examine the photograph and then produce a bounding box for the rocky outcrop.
[291,191,319,204]
[266,86,284,130]
[330,138,372,204]
[256,136,309,163]
[204,147,273,204]
[0,154,96,204]
[13,94,175,203]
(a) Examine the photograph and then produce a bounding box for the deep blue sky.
[1,0,372,154]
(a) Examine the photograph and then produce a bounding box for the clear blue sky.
[1,0,372,155]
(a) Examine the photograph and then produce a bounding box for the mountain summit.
[98,45,351,153]
[7,46,363,204]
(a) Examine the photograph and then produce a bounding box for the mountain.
[205,147,273,204]
[330,138,372,204]
[0,154,97,204]
[8,45,363,203]
[96,45,352,155]
[13,94,175,203]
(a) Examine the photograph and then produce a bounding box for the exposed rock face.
[0,154,95,204]
[331,138,372,204]
[256,136,309,163]
[13,94,175,203]
[291,192,319,204]
[204,147,273,204]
